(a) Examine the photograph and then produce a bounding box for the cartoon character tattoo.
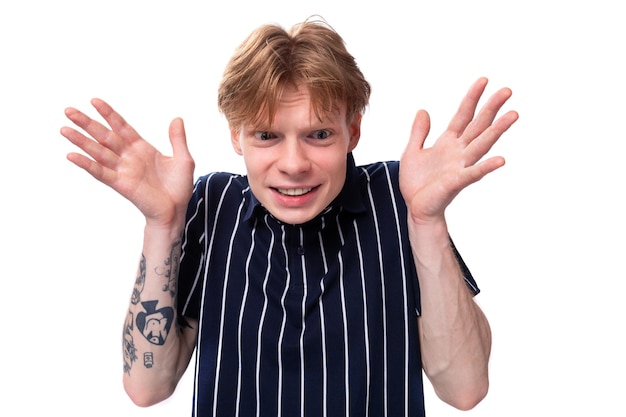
[136,300,174,345]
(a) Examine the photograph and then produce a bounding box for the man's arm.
[122,224,198,406]
[61,98,197,406]
[399,78,518,409]
[409,219,491,410]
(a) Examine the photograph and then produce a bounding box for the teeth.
[278,187,312,196]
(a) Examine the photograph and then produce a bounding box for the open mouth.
[276,187,314,196]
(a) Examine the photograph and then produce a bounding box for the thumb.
[169,117,192,159]
[404,110,430,155]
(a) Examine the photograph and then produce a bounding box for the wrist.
[407,214,448,236]
[143,218,185,241]
[407,215,451,257]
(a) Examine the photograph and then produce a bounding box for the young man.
[61,19,517,417]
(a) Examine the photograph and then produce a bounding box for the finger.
[464,110,519,166]
[91,98,142,143]
[462,155,506,187]
[64,105,125,156]
[168,118,193,161]
[60,125,120,169]
[404,110,431,155]
[446,77,489,135]
[461,87,513,144]
[66,151,117,186]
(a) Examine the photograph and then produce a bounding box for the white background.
[1,0,624,415]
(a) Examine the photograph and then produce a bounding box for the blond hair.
[217,18,371,130]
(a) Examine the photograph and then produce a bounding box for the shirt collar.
[332,152,368,215]
[242,152,368,223]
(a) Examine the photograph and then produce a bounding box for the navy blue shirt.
[178,153,478,417]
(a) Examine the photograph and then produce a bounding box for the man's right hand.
[60,98,195,227]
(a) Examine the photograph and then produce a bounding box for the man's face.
[231,84,361,225]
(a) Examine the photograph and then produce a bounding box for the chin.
[276,215,316,226]
[271,209,319,225]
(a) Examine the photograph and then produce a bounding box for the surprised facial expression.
[231,85,361,225]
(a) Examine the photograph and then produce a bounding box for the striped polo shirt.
[178,153,478,417]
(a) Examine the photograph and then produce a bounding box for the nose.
[276,138,312,176]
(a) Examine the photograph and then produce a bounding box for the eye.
[254,131,274,141]
[311,130,330,140]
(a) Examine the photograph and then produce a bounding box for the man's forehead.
[255,100,345,127]
[246,105,345,131]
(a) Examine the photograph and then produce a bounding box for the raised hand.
[399,77,518,225]
[60,99,195,227]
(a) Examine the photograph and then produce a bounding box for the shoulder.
[183,172,257,238]
[356,159,399,178]
[185,172,251,220]
[194,171,248,188]
[193,171,249,198]
[354,159,400,191]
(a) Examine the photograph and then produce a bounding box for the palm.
[399,78,518,224]
[106,134,192,221]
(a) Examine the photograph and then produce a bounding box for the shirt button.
[297,245,305,255]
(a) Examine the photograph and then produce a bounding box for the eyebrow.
[248,117,341,132]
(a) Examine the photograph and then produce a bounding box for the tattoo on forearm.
[156,240,181,297]
[136,300,174,345]
[124,242,180,373]
[144,352,154,368]
[131,254,147,305]
[123,310,138,375]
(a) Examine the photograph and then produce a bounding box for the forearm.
[122,223,196,407]
[409,218,491,410]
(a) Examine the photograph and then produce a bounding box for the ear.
[347,113,362,152]
[230,126,243,155]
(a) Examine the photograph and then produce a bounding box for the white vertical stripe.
[235,219,256,416]
[298,228,307,417]
[255,215,274,417]
[361,167,389,417]
[277,225,291,417]
[317,217,329,417]
[211,194,246,416]
[336,214,350,417]
[352,221,371,417]
[383,163,410,417]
